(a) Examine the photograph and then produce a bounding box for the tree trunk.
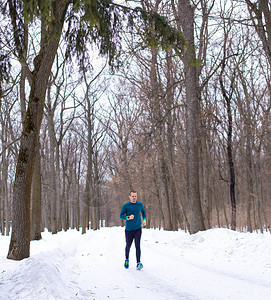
[0,136,7,235]
[153,164,165,228]
[199,133,212,229]
[56,143,62,231]
[93,152,101,230]
[246,132,254,232]
[179,0,205,233]
[31,138,42,240]
[7,94,45,259]
[61,142,69,231]
[219,65,237,231]
[149,45,173,230]
[85,100,93,232]
[7,2,69,260]
[165,51,178,230]
[159,155,172,230]
[255,149,263,232]
[47,95,58,234]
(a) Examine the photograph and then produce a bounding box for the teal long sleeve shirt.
[120,201,146,231]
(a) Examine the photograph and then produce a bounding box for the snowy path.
[1,227,271,299]
[74,228,271,300]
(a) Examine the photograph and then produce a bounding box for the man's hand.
[142,221,146,226]
[128,214,134,220]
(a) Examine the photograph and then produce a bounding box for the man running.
[120,190,146,270]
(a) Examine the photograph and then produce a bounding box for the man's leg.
[134,228,142,263]
[125,230,135,260]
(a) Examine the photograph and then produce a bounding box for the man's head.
[129,190,137,203]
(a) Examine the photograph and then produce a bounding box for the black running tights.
[125,228,142,263]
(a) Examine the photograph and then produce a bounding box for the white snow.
[1,227,271,300]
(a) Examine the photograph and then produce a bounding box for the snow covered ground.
[1,226,271,300]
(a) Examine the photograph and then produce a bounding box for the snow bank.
[1,227,271,300]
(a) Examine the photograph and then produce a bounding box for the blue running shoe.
[136,262,143,270]
[124,259,129,269]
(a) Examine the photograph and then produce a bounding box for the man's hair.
[130,190,137,195]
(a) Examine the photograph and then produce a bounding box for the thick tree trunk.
[179,0,205,233]
[7,2,69,259]
[7,94,45,259]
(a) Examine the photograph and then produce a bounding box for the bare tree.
[245,0,271,69]
[81,70,106,232]
[7,0,70,260]
[172,0,205,233]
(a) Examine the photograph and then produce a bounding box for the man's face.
[129,192,137,203]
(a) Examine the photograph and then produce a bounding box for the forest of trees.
[1,0,271,259]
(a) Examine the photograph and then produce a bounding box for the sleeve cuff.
[126,216,129,220]
[143,218,146,222]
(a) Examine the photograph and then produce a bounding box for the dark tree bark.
[47,87,58,234]
[178,0,205,233]
[0,123,8,235]
[7,1,69,260]
[31,138,42,240]
[8,96,45,259]
[245,0,271,232]
[219,60,237,231]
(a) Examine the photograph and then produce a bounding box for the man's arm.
[120,204,131,221]
[141,203,146,226]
